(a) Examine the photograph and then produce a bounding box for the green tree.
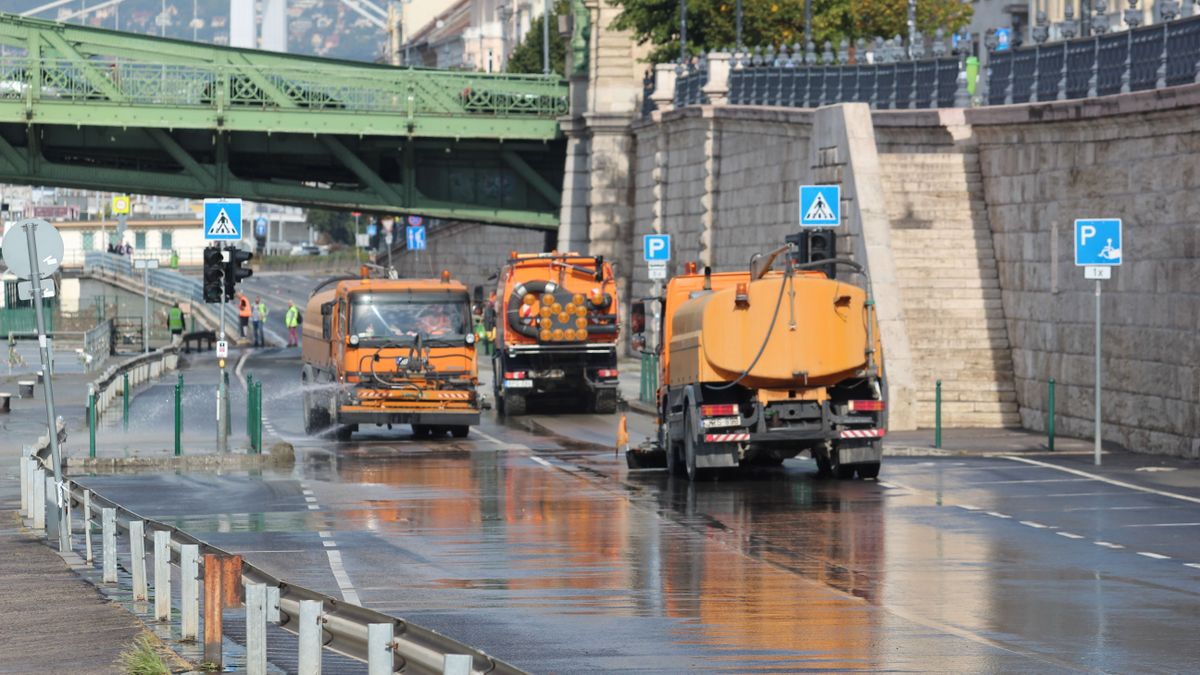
[306,208,354,245]
[609,0,971,64]
[507,2,568,75]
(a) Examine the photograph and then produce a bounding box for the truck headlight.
[466,333,476,345]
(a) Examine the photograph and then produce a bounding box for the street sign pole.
[1095,278,1101,466]
[143,264,150,354]
[218,293,227,454]
[22,222,68,552]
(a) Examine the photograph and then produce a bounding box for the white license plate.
[504,380,533,389]
[702,416,742,429]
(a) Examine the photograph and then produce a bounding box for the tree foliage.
[507,1,568,75]
[609,0,972,64]
[306,208,354,245]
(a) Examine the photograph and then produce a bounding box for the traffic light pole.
[218,294,227,454]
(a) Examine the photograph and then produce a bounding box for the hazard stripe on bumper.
[704,433,751,443]
[839,429,886,439]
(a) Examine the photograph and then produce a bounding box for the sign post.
[112,195,131,251]
[2,218,68,551]
[1074,218,1122,466]
[134,259,160,354]
[205,199,242,454]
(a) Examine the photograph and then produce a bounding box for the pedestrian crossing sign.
[799,185,840,227]
[204,198,242,241]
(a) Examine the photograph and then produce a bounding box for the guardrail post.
[24,453,36,519]
[443,654,473,675]
[221,554,244,608]
[175,373,183,456]
[298,599,324,675]
[122,371,129,430]
[130,520,147,601]
[181,545,200,640]
[102,508,117,583]
[246,582,267,675]
[203,553,224,667]
[368,623,394,675]
[934,379,942,449]
[88,385,97,458]
[1048,378,1056,452]
[154,530,172,621]
[83,489,93,563]
[33,468,45,531]
[267,585,281,623]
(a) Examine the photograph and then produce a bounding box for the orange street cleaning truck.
[488,252,620,415]
[301,269,480,440]
[626,239,886,480]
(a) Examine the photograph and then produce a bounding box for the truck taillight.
[505,371,527,380]
[848,400,886,412]
[701,404,738,417]
[597,369,619,379]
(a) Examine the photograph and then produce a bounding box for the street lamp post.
[736,0,743,51]
[805,0,812,49]
[680,0,688,63]
[543,0,551,74]
[907,0,917,58]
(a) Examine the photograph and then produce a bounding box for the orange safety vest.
[238,296,251,318]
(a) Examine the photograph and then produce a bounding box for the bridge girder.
[0,13,567,229]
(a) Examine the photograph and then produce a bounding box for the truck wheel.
[856,462,881,479]
[813,445,833,477]
[303,391,330,434]
[450,426,470,439]
[412,424,430,438]
[834,463,856,480]
[335,424,355,441]
[504,392,526,416]
[592,390,618,415]
[683,411,705,481]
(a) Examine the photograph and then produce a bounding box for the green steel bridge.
[0,13,568,229]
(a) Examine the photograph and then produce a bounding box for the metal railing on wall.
[84,251,239,330]
[986,13,1200,104]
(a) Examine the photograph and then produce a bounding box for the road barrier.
[174,373,183,457]
[18,465,524,674]
[935,380,943,450]
[1048,378,1056,452]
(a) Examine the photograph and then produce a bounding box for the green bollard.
[122,372,129,431]
[223,371,231,436]
[246,373,255,437]
[1048,378,1056,452]
[88,387,96,458]
[174,374,182,457]
[934,380,942,449]
[255,381,264,454]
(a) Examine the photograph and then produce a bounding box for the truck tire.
[412,424,431,438]
[813,445,833,477]
[504,392,527,416]
[592,389,617,415]
[833,463,856,480]
[450,426,470,438]
[856,462,881,479]
[303,390,330,434]
[683,410,705,482]
[335,424,356,441]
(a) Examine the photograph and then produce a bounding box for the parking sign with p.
[1075,218,1122,266]
[643,234,670,262]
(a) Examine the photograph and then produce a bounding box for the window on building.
[161,231,173,250]
[135,231,146,250]
[82,231,94,251]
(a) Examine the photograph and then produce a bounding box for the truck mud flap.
[837,441,883,465]
[626,447,667,469]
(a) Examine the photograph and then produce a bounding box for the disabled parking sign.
[1075,219,1122,266]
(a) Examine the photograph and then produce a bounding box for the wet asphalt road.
[78,273,1200,673]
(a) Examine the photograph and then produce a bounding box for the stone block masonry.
[392,222,547,294]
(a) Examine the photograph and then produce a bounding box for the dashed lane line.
[1094,541,1125,549]
[299,483,361,605]
[1019,521,1049,529]
[955,504,981,511]
[1184,563,1200,570]
[985,511,1011,519]
[530,456,553,468]
[1056,532,1085,540]
[1137,551,1171,560]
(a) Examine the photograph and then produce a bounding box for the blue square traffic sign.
[643,234,670,262]
[406,224,426,251]
[799,185,840,227]
[204,199,242,240]
[1074,219,1122,266]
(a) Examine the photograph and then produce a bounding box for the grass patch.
[118,633,170,675]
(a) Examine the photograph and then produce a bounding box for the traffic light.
[203,246,224,304]
[786,229,838,279]
[223,246,253,301]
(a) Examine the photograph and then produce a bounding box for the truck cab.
[301,270,480,439]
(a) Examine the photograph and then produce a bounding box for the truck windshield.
[350,296,469,341]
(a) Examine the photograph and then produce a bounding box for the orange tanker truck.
[626,237,886,480]
[488,252,620,415]
[301,268,480,440]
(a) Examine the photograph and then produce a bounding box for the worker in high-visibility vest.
[284,301,300,347]
[251,296,268,347]
[238,293,251,338]
[167,302,185,347]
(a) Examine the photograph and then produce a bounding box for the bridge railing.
[0,57,567,118]
[84,252,239,329]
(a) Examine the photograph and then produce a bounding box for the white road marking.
[1056,532,1085,539]
[1064,505,1163,511]
[1121,522,1200,528]
[1004,456,1200,506]
[985,511,1011,519]
[530,456,553,468]
[318,530,333,539]
[878,481,898,488]
[1019,521,1049,529]
[1094,541,1125,549]
[302,489,314,496]
[307,504,319,510]
[1137,551,1171,560]
[305,496,318,503]
[1184,563,1200,570]
[325,549,361,604]
[956,504,981,511]
[969,478,1090,485]
[322,540,336,548]
[471,427,531,450]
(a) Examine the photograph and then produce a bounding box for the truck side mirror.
[320,303,332,316]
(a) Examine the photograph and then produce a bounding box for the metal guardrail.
[15,464,523,675]
[84,251,239,331]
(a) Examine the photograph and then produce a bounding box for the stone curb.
[66,443,295,473]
